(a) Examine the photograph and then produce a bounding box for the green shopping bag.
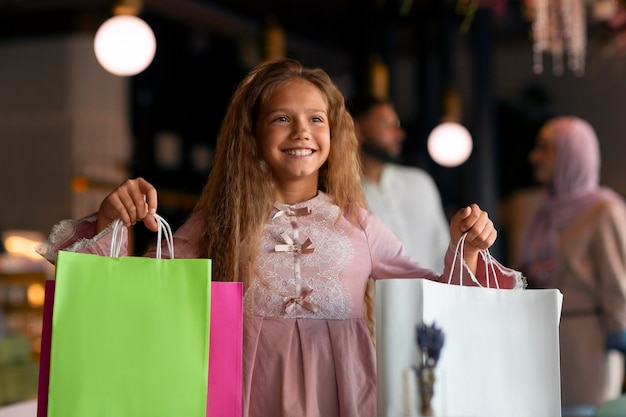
[47,215,212,417]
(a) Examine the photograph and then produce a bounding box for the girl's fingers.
[97,178,159,232]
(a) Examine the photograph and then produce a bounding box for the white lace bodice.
[244,194,354,319]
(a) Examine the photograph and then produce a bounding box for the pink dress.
[38,192,523,417]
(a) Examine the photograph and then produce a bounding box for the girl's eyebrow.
[265,107,328,115]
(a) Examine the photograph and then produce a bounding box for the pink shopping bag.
[208,281,243,416]
[38,280,243,417]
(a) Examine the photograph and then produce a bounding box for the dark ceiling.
[3,0,623,82]
[0,0,532,54]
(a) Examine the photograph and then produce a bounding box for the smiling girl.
[39,58,524,417]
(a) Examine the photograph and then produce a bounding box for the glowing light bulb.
[427,122,473,167]
[94,15,156,76]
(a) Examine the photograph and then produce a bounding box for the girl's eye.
[312,116,324,123]
[273,116,288,122]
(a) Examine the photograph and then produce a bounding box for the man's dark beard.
[361,139,400,163]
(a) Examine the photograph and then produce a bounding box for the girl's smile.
[283,148,314,156]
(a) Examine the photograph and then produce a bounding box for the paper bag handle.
[110,213,174,259]
[447,232,500,288]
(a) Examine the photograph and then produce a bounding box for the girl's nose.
[291,120,310,140]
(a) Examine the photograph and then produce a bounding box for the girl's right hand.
[96,177,159,233]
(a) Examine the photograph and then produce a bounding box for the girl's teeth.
[285,149,312,156]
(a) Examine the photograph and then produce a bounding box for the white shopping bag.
[376,244,563,417]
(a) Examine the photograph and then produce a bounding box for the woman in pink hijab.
[519,116,626,416]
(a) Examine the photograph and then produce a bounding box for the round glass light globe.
[94,15,156,77]
[427,122,473,167]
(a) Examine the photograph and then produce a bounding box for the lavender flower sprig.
[416,322,445,368]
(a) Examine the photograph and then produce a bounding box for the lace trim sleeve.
[479,251,528,290]
[444,240,528,290]
[36,214,114,263]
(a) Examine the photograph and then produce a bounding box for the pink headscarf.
[518,116,626,288]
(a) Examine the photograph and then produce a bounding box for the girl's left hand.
[449,203,497,257]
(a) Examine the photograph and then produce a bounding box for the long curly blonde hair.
[193,57,376,338]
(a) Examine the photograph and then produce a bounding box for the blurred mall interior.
[2,0,626,408]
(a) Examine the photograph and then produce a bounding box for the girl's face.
[529,124,557,185]
[256,79,331,195]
